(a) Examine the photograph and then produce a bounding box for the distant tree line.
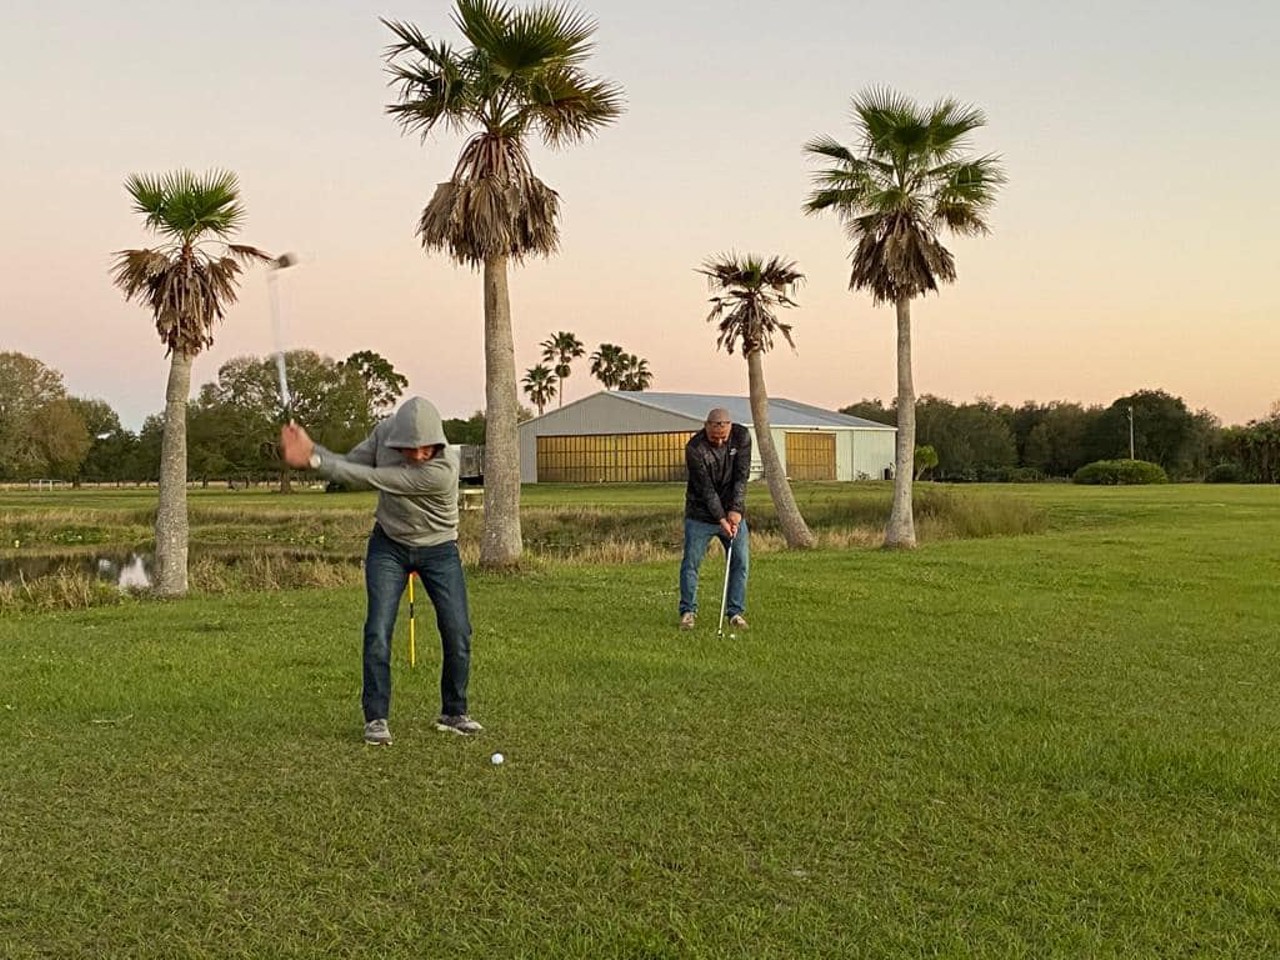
[842,390,1280,482]
[4,349,1277,485]
[0,349,409,486]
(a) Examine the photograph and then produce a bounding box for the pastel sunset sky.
[3,0,1276,428]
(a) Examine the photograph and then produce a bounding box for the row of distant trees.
[0,349,413,486]
[6,349,1277,487]
[843,391,1280,483]
[521,333,654,415]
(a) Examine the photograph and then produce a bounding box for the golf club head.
[271,252,298,271]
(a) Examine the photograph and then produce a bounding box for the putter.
[716,531,736,639]
[267,253,298,420]
[408,573,417,668]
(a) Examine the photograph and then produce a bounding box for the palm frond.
[540,330,585,367]
[523,67,625,145]
[924,97,987,159]
[123,169,245,243]
[111,247,254,357]
[476,0,597,71]
[225,243,275,267]
[697,253,803,356]
[806,86,1003,300]
[388,1,620,263]
[453,0,514,58]
[383,20,477,138]
[801,135,857,166]
[418,137,561,266]
[115,169,262,359]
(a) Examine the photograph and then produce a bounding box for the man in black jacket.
[679,407,751,630]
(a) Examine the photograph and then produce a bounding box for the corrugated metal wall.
[852,430,897,480]
[536,432,693,482]
[520,393,703,481]
[784,432,837,480]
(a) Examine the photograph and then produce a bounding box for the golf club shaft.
[267,274,292,416]
[717,533,734,637]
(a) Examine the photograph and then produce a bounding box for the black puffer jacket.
[684,424,751,523]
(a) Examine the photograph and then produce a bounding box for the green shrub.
[1205,462,1244,484]
[1073,459,1169,485]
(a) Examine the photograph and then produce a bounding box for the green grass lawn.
[2,485,1279,957]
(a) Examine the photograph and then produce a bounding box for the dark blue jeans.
[679,517,749,618]
[363,525,472,722]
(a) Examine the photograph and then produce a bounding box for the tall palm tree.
[111,169,270,596]
[616,354,653,392]
[384,2,624,568]
[540,331,584,407]
[589,342,626,390]
[804,87,1004,548]
[521,363,558,415]
[699,254,815,549]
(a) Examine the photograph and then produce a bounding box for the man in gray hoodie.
[280,397,480,744]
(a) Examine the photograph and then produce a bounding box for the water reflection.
[95,554,154,589]
[1,549,359,590]
[0,550,156,589]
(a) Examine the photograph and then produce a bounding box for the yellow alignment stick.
[408,573,417,668]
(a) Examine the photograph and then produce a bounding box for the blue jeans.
[363,525,472,721]
[679,517,748,618]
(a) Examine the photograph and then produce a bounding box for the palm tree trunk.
[480,254,523,567]
[885,296,917,548]
[747,350,815,549]
[155,352,192,596]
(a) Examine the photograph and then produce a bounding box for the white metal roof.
[561,391,895,431]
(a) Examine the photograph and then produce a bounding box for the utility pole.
[1127,405,1135,460]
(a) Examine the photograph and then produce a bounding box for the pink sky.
[2,0,1277,428]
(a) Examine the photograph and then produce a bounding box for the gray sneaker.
[436,714,484,736]
[679,612,696,630]
[363,718,392,745]
[728,614,749,629]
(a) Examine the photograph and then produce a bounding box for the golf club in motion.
[716,531,736,639]
[267,252,298,420]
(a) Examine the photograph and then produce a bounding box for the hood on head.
[385,397,447,448]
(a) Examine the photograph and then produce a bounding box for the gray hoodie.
[312,397,459,547]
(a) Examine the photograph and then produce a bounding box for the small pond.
[0,549,361,590]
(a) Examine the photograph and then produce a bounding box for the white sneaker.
[436,714,484,736]
[363,718,392,745]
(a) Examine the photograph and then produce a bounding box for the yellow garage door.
[537,432,694,483]
[785,432,836,480]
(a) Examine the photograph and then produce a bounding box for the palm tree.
[616,354,653,392]
[804,87,1004,548]
[589,342,626,390]
[699,254,815,549]
[111,169,270,596]
[540,331,584,407]
[521,364,558,415]
[384,2,624,568]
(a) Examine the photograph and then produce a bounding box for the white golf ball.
[491,752,505,765]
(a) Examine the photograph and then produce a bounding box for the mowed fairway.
[2,485,1278,958]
